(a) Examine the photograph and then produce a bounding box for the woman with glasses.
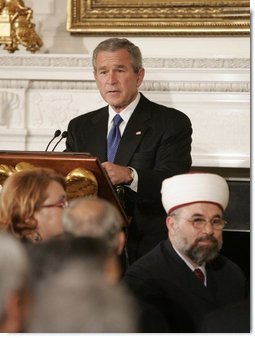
[0,167,67,242]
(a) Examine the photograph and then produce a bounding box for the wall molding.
[0,55,250,81]
[0,55,250,68]
[0,79,250,93]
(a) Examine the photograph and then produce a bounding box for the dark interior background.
[220,180,250,283]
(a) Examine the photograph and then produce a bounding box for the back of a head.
[26,261,138,333]
[62,197,124,254]
[27,234,109,282]
[0,232,30,331]
[27,234,121,288]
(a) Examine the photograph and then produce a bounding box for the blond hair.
[0,167,66,242]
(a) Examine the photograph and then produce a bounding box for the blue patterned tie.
[107,114,123,162]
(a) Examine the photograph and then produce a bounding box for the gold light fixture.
[0,0,42,53]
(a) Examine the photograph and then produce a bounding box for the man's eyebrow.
[97,66,107,71]
[190,213,222,218]
[98,64,126,70]
[190,213,204,217]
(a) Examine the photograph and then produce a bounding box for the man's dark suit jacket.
[65,93,192,262]
[123,240,247,332]
[198,299,250,333]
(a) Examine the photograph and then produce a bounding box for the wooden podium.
[0,151,129,226]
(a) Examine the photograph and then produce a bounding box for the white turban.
[161,173,229,214]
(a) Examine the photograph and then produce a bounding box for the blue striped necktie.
[107,114,123,162]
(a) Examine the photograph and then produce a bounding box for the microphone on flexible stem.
[45,129,61,151]
[51,131,68,152]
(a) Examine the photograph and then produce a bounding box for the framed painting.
[67,0,250,36]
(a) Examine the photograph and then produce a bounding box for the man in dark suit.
[65,38,192,264]
[123,173,248,332]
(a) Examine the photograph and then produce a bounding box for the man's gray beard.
[175,231,223,266]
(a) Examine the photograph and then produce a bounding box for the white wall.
[0,0,250,168]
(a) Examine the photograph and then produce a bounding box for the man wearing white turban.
[123,173,248,332]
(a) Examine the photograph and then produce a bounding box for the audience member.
[123,172,248,332]
[26,223,168,332]
[0,232,30,332]
[61,196,127,272]
[65,37,192,263]
[62,196,125,255]
[25,234,121,288]
[26,261,138,333]
[0,167,66,242]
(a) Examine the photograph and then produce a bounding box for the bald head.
[62,197,125,254]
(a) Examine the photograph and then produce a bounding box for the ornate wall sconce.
[0,0,42,53]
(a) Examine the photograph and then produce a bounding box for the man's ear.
[166,215,176,236]
[117,231,126,255]
[136,68,145,88]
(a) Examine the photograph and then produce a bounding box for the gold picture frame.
[67,0,250,36]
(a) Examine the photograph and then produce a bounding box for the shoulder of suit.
[69,106,108,123]
[127,242,166,272]
[140,95,190,122]
[207,254,244,275]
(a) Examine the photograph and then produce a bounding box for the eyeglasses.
[40,199,68,209]
[184,217,227,230]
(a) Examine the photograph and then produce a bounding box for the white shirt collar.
[108,93,141,128]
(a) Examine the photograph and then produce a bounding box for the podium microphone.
[52,131,68,152]
[45,129,61,151]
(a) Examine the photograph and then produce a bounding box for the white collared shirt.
[107,92,141,136]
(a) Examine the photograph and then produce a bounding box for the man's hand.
[101,162,133,185]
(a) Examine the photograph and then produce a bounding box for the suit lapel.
[87,108,108,162]
[114,95,151,165]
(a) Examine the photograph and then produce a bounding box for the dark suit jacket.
[65,93,192,261]
[122,240,247,332]
[198,299,250,333]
